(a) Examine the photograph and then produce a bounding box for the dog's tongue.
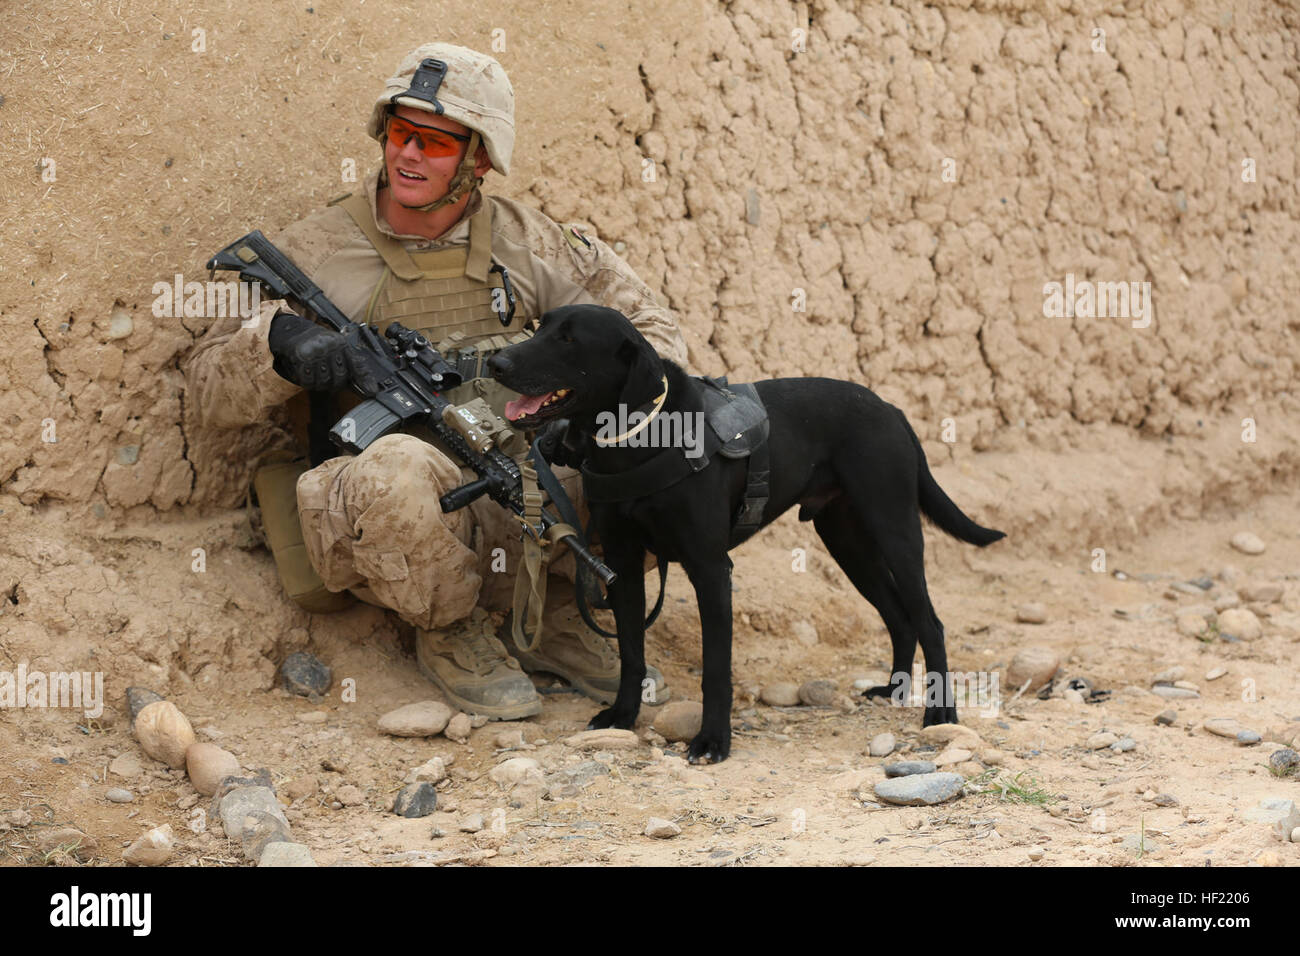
[505,392,552,421]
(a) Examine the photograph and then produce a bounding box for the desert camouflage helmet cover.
[367,42,515,176]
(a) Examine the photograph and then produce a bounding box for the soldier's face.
[385,105,488,207]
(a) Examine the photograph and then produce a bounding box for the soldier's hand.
[268,311,380,393]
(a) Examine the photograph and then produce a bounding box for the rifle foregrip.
[440,477,494,513]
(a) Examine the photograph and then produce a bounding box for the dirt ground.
[2,487,1297,867]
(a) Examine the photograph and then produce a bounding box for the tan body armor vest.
[337,192,533,421]
[264,193,535,612]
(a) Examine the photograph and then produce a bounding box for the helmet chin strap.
[393,129,484,213]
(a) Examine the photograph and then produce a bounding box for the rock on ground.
[874,772,965,806]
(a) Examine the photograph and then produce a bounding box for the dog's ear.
[615,335,665,408]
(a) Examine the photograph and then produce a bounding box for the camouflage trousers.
[295,433,594,631]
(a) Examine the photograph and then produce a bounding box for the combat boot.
[504,601,670,707]
[416,608,542,719]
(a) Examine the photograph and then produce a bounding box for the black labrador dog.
[487,304,1004,763]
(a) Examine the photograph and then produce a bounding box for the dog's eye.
[560,330,574,344]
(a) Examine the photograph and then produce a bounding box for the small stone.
[1229,532,1265,555]
[444,713,472,743]
[868,732,895,757]
[185,742,241,796]
[218,786,289,840]
[1110,737,1136,753]
[108,752,144,779]
[3,810,32,828]
[107,308,133,339]
[1291,828,1300,844]
[744,188,760,226]
[563,729,642,750]
[1027,848,1044,861]
[1151,793,1178,807]
[652,701,703,742]
[298,710,327,724]
[1151,685,1199,700]
[393,783,438,818]
[1213,592,1241,612]
[279,651,332,697]
[377,701,453,737]
[495,728,525,749]
[469,714,489,729]
[240,811,294,859]
[934,747,973,767]
[1205,667,1228,681]
[873,772,965,806]
[644,817,681,838]
[177,794,199,810]
[489,757,543,790]
[258,842,318,866]
[115,445,139,465]
[460,813,484,833]
[1204,717,1246,739]
[133,700,197,769]
[1062,688,1085,704]
[1236,731,1261,746]
[1172,680,1199,691]
[760,683,801,707]
[798,679,837,707]
[1006,647,1059,692]
[1087,732,1119,750]
[884,761,937,777]
[1239,582,1283,603]
[122,824,174,866]
[792,620,818,646]
[405,758,447,785]
[335,784,364,807]
[1154,710,1177,726]
[1176,612,1209,637]
[125,687,164,724]
[106,788,134,803]
[917,723,985,749]
[1269,749,1299,773]
[1152,666,1185,683]
[1016,603,1048,624]
[1243,798,1298,829]
[1217,608,1262,641]
[37,828,97,861]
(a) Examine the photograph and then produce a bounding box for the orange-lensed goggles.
[384,112,471,158]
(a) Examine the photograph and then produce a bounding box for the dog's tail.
[908,422,1006,547]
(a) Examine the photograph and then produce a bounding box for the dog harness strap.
[730,435,770,546]
[580,434,714,502]
[510,461,549,654]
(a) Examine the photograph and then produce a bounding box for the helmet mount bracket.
[397,58,449,114]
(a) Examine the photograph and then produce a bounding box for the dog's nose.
[486,352,512,379]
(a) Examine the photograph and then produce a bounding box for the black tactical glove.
[267,311,381,393]
[535,418,585,469]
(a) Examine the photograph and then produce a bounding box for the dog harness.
[580,376,772,548]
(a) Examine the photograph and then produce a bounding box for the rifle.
[206,230,616,586]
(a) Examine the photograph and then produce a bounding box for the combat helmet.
[368,43,515,211]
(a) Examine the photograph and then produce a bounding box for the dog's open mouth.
[504,388,576,426]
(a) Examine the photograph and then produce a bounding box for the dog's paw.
[860,684,895,700]
[922,705,959,727]
[686,730,731,765]
[587,707,636,731]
